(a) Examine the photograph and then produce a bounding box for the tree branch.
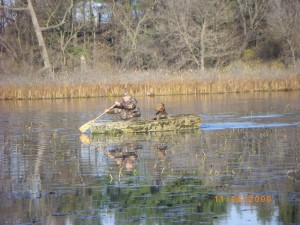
[0,37,19,60]
[0,5,28,11]
[41,0,73,31]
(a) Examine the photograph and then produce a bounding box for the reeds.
[0,65,299,100]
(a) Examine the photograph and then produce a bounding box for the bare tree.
[39,0,83,70]
[236,0,271,45]
[156,0,239,70]
[0,0,73,74]
[268,0,299,66]
[27,0,51,71]
[111,0,158,68]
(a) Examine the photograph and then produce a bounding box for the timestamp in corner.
[215,195,272,203]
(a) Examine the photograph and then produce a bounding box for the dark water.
[0,92,300,225]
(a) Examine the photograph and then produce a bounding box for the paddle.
[79,104,116,133]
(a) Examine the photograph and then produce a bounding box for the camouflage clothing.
[155,102,168,120]
[108,97,141,120]
[155,110,168,120]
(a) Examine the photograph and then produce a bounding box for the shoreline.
[1,68,299,100]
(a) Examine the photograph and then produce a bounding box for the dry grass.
[0,61,299,100]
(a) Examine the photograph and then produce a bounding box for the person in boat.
[106,92,141,120]
[155,102,169,120]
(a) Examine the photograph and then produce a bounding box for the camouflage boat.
[90,114,201,134]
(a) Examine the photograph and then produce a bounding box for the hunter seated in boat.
[106,92,141,120]
[155,102,169,120]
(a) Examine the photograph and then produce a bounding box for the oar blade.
[79,120,94,133]
[79,104,115,133]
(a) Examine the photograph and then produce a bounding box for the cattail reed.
[0,67,299,100]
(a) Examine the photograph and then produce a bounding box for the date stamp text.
[215,195,272,203]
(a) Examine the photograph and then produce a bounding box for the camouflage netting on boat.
[90,114,201,134]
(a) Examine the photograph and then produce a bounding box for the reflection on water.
[201,112,300,130]
[0,92,300,224]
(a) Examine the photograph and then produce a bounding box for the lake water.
[0,92,299,225]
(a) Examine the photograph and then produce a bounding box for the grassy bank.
[1,63,299,100]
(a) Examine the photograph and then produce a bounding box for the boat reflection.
[79,130,202,186]
[106,144,139,172]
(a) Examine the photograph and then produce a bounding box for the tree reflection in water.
[1,92,300,224]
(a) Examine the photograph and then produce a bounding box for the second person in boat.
[155,102,169,120]
[105,92,141,120]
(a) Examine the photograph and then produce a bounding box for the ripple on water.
[200,121,300,130]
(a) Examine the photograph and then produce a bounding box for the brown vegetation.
[0,0,299,99]
[1,62,299,100]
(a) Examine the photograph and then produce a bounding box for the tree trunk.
[200,19,206,71]
[288,39,296,67]
[27,0,51,71]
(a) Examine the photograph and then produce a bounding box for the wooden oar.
[79,104,116,133]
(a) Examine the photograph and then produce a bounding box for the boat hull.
[90,114,201,134]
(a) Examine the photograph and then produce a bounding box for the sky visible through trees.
[0,0,299,74]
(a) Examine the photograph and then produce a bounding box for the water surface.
[0,92,299,224]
